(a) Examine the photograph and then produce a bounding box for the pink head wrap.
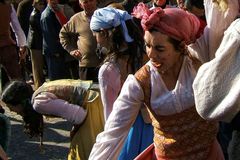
[132,3,200,45]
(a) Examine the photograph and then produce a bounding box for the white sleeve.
[98,63,122,121]
[193,19,240,122]
[188,0,239,63]
[33,92,87,124]
[89,75,144,160]
[10,4,27,47]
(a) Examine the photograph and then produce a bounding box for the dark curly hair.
[1,81,44,139]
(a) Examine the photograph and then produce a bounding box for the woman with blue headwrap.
[90,6,153,160]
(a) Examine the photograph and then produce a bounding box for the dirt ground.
[4,106,72,160]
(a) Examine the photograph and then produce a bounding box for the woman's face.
[144,30,181,73]
[94,30,109,48]
[93,30,111,57]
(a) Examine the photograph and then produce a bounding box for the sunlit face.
[79,0,97,17]
[144,30,181,73]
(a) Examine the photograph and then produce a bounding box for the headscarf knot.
[132,2,200,45]
[90,7,133,42]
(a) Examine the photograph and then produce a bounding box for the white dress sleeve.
[98,62,121,121]
[188,0,239,63]
[33,92,87,124]
[89,75,144,160]
[193,18,240,122]
[9,4,27,47]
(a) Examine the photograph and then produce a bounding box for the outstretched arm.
[89,75,143,160]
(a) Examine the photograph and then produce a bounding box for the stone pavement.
[4,106,72,160]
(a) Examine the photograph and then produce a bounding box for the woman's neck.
[159,55,184,90]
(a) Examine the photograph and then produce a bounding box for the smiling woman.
[88,0,239,159]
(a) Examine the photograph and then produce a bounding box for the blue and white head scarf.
[90,7,134,42]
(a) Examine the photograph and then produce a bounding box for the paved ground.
[4,107,72,160]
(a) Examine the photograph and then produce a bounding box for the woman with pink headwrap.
[89,0,239,159]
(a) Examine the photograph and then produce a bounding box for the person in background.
[120,0,150,14]
[59,0,101,82]
[90,6,145,120]
[58,0,75,18]
[107,2,125,10]
[183,0,206,38]
[17,0,34,83]
[90,7,153,160]
[0,0,27,82]
[17,0,33,37]
[176,0,184,8]
[28,0,47,89]
[1,79,104,159]
[89,0,239,158]
[59,0,80,80]
[146,0,176,8]
[41,0,77,81]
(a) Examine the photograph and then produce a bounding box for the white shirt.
[90,57,196,159]
[98,62,121,121]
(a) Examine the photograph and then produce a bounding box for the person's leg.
[65,59,79,79]
[45,54,70,80]
[30,49,45,89]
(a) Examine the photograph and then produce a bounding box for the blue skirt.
[118,112,153,160]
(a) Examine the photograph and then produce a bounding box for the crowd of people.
[0,0,239,159]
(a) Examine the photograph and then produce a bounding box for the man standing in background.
[60,0,101,82]
[41,0,77,80]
